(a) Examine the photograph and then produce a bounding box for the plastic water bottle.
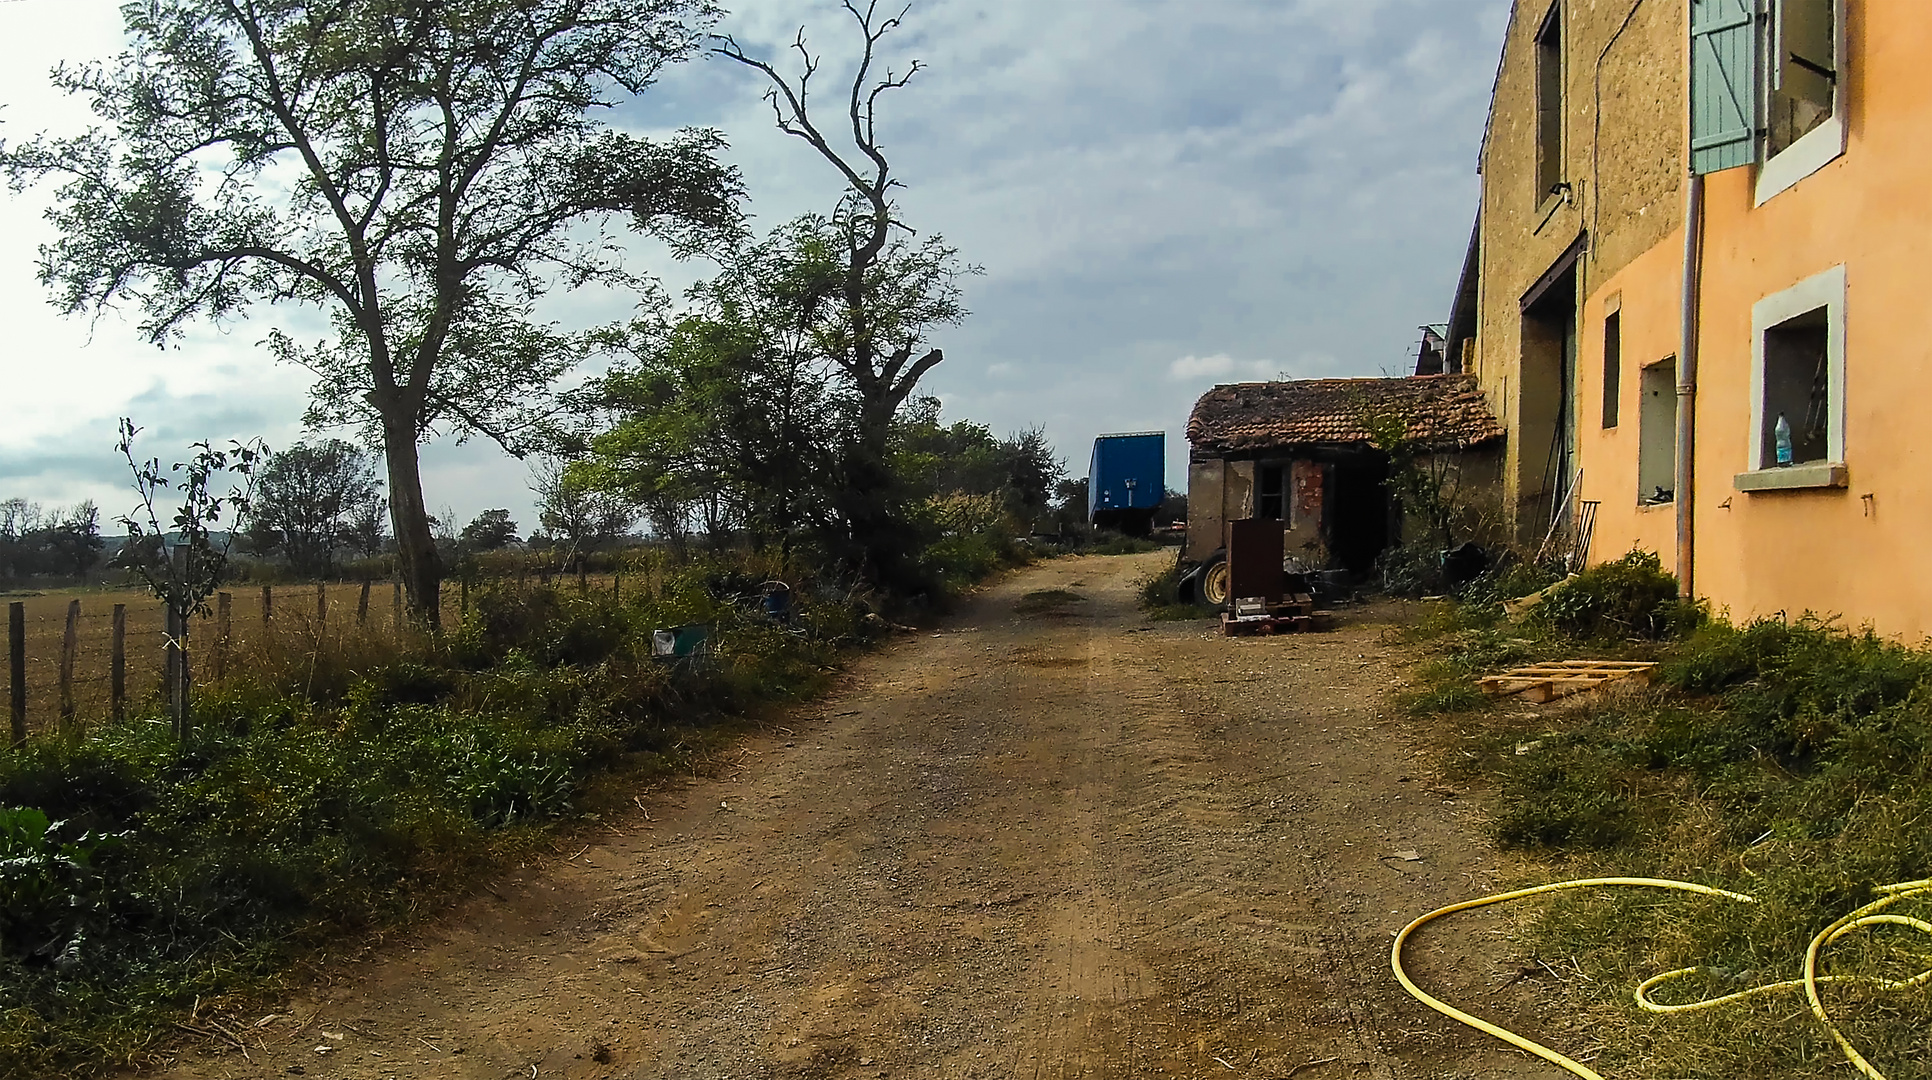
[1774,414,1794,466]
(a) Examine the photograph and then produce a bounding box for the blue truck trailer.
[1088,431,1165,535]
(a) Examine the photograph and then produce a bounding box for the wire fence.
[5,569,640,743]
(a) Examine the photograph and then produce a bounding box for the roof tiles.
[1186,374,1503,456]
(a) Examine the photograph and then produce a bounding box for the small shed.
[1184,374,1504,575]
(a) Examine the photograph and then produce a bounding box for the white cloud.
[0,0,1512,519]
[1167,354,1277,382]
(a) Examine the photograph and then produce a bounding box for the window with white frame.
[1745,265,1846,479]
[1638,358,1677,503]
[1687,0,1846,203]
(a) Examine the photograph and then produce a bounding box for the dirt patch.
[144,554,1570,1080]
[1013,588,1085,616]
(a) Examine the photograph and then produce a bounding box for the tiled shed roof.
[1186,374,1504,456]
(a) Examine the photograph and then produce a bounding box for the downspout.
[1675,174,1704,598]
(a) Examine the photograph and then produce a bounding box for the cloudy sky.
[0,0,1509,534]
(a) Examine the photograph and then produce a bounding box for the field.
[3,574,629,737]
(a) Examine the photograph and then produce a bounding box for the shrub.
[1458,558,1560,606]
[1534,549,1695,640]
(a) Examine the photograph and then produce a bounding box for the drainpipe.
[1675,174,1705,598]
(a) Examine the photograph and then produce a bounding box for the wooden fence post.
[357,580,370,625]
[262,584,274,621]
[316,582,326,625]
[164,605,185,735]
[8,601,25,746]
[613,566,622,603]
[111,604,126,724]
[460,575,470,615]
[214,592,232,683]
[393,581,403,631]
[58,599,79,728]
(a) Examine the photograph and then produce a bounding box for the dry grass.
[3,575,636,737]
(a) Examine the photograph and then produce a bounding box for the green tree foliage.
[460,509,519,551]
[0,500,104,583]
[529,456,638,558]
[574,219,852,554]
[892,398,1063,520]
[717,3,979,587]
[0,0,744,627]
[247,439,382,578]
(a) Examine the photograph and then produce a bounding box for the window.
[1757,0,1844,202]
[1689,0,1846,200]
[1767,0,1836,157]
[1760,309,1830,467]
[1257,464,1286,522]
[1534,3,1564,204]
[1638,359,1677,504]
[1739,265,1847,491]
[1601,308,1622,428]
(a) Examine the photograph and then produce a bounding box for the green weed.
[1408,593,1932,1077]
[0,559,860,1078]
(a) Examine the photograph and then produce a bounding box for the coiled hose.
[1390,876,1932,1080]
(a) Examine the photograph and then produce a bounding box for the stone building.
[1454,0,1930,633]
[1183,375,1503,580]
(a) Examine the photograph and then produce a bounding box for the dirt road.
[156,553,1570,1080]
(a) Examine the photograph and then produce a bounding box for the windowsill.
[1734,461,1849,492]
[1533,191,1567,233]
[1636,499,1675,511]
[1755,114,1846,206]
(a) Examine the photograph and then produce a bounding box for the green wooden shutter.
[1690,0,1759,174]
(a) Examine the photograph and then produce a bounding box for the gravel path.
[153,552,1569,1080]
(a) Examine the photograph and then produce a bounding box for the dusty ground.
[150,552,1574,1080]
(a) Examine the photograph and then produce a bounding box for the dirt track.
[154,552,1570,1080]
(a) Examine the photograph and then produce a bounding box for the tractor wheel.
[1197,555,1231,612]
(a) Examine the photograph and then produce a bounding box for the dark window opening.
[1522,265,1577,541]
[1535,3,1564,202]
[1257,464,1286,522]
[1768,0,1836,156]
[1762,306,1831,466]
[1601,310,1622,428]
[1638,357,1677,502]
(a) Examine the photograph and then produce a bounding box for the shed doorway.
[1327,457,1390,576]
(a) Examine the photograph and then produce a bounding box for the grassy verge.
[0,558,868,1078]
[1399,555,1932,1078]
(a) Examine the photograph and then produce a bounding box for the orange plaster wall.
[1576,2,1932,637]
[1575,236,1683,572]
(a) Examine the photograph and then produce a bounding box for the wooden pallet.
[1220,609,1336,636]
[1478,660,1656,703]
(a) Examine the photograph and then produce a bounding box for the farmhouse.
[1183,374,1503,581]
[1452,0,1931,634]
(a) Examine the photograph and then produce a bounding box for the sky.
[0,0,1511,536]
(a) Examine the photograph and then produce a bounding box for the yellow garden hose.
[1390,876,1932,1080]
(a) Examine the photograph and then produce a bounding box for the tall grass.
[0,559,865,1078]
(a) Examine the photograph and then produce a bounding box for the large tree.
[717,1,975,588]
[0,0,743,626]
